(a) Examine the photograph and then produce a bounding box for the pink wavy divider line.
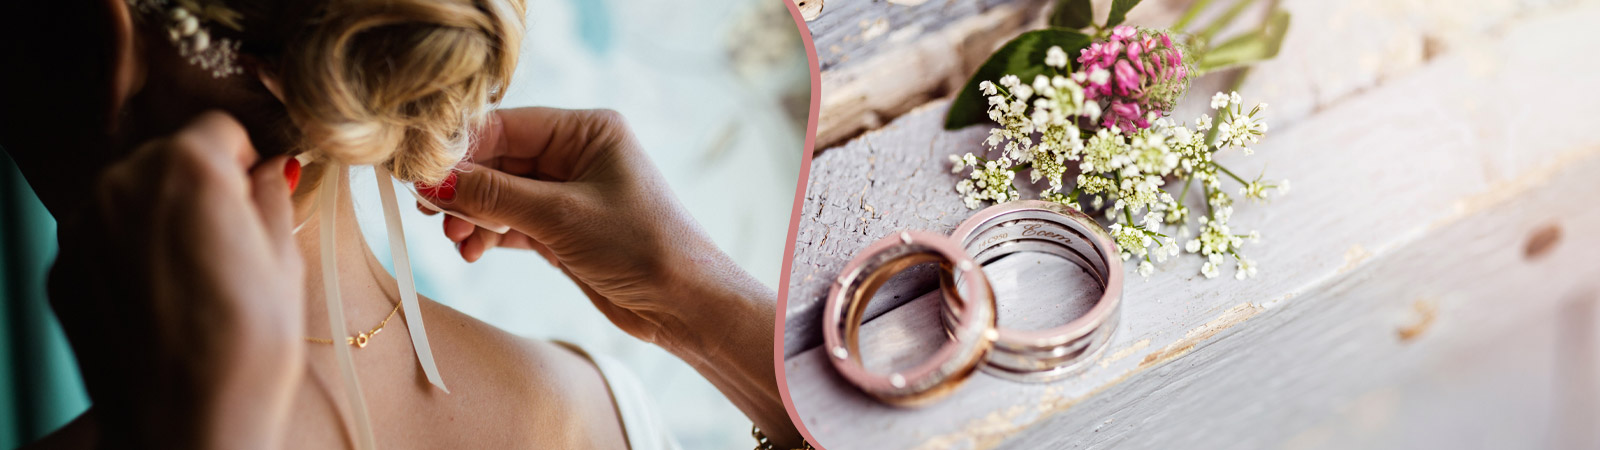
[775,0,827,448]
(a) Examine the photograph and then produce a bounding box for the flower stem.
[1174,0,1217,31]
[1197,0,1262,43]
[1215,163,1249,185]
[1204,68,1253,145]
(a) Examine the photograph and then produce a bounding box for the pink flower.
[1076,26,1191,132]
[1113,60,1140,95]
[1106,101,1148,130]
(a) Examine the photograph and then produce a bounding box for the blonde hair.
[235,0,526,185]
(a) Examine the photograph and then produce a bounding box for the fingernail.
[284,157,302,191]
[416,172,457,201]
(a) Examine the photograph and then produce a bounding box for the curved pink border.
[775,0,827,448]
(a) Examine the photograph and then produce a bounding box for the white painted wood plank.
[806,0,1044,73]
[814,0,1050,148]
[1551,293,1600,449]
[784,3,1600,448]
[814,0,1585,150]
[1178,0,1590,142]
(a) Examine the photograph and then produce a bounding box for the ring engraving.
[947,201,1123,382]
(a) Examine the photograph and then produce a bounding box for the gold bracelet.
[752,425,814,450]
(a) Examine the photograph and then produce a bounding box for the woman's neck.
[292,169,403,342]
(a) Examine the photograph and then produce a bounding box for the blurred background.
[0,0,810,448]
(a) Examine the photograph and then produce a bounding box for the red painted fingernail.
[284,157,302,191]
[416,172,457,201]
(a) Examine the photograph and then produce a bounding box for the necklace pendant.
[355,332,370,348]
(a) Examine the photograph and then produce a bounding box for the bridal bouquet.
[945,0,1291,280]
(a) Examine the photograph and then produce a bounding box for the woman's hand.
[418,107,802,446]
[421,107,734,346]
[49,111,304,449]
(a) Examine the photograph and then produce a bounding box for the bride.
[0,0,803,448]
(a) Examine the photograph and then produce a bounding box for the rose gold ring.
[822,230,997,405]
[947,200,1123,382]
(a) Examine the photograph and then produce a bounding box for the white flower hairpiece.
[126,0,243,78]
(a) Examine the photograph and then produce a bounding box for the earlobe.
[256,69,287,103]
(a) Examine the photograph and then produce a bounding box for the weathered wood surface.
[790,0,1594,359]
[783,1,1600,448]
[810,0,1564,151]
[806,0,1040,73]
[811,0,1052,149]
[810,0,1251,150]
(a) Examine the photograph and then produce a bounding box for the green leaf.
[944,29,1093,130]
[1106,0,1143,28]
[1196,9,1291,73]
[1049,0,1095,29]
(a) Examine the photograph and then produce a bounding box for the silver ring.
[946,200,1123,382]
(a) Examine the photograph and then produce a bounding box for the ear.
[255,66,287,103]
[108,0,142,115]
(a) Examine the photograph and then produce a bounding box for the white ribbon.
[374,166,450,393]
[309,161,469,449]
[319,164,377,450]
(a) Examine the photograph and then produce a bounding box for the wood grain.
[811,0,1573,150]
[785,2,1600,447]
[810,0,1210,149]
[811,0,1052,149]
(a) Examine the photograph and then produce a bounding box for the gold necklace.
[305,301,403,348]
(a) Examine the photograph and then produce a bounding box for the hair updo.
[229,0,526,185]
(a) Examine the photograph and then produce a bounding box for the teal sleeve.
[0,148,90,448]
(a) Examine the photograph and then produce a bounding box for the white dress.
[557,343,683,450]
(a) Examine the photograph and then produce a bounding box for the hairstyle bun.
[259,0,525,184]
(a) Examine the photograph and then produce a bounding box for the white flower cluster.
[1210,92,1269,154]
[950,47,1288,280]
[950,153,1019,210]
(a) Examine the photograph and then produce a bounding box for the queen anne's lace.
[952,32,1287,280]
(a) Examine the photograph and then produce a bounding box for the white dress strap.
[556,342,682,450]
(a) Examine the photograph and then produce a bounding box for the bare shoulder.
[411,299,629,449]
[20,302,632,450]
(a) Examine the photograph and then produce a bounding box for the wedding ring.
[946,200,1122,382]
[822,231,997,405]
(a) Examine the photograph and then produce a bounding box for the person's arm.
[47,112,304,449]
[656,246,799,446]
[419,107,803,447]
